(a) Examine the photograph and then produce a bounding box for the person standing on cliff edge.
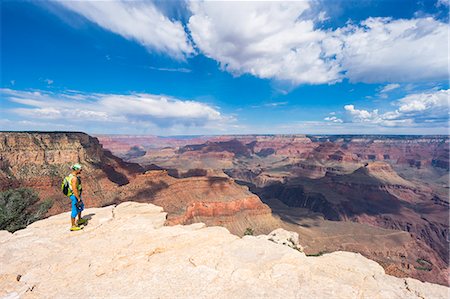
[67,163,86,231]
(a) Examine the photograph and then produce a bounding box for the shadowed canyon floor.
[1,202,448,299]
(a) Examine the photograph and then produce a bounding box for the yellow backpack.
[61,174,81,197]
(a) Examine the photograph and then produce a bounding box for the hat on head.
[72,163,82,171]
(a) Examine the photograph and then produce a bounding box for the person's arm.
[71,176,80,202]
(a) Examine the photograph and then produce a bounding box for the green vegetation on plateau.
[0,188,53,232]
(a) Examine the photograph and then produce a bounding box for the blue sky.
[1,0,449,135]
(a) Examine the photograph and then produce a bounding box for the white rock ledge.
[0,202,448,299]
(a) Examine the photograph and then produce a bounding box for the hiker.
[67,163,87,231]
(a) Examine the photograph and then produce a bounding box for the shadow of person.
[83,213,95,220]
[81,213,96,225]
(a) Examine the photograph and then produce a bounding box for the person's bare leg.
[71,217,76,227]
[78,211,82,221]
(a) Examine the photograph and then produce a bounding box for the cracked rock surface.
[0,202,448,298]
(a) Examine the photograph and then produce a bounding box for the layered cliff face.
[1,202,448,299]
[112,170,279,236]
[97,135,449,171]
[0,132,144,214]
[0,132,276,237]
[251,162,449,286]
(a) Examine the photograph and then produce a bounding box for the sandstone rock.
[0,202,448,298]
[114,170,277,237]
[257,228,303,252]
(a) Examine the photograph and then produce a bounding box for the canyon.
[96,134,449,286]
[0,132,274,237]
[0,132,448,288]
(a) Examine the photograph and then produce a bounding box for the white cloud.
[147,66,191,73]
[396,89,449,123]
[251,101,289,108]
[324,116,343,123]
[188,1,342,85]
[333,17,449,83]
[317,11,329,23]
[55,0,194,59]
[344,105,382,123]
[44,79,54,85]
[275,120,448,134]
[1,89,233,130]
[264,101,288,107]
[45,1,448,86]
[336,89,449,127]
[187,1,448,85]
[380,83,400,93]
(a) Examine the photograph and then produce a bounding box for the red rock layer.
[99,135,449,171]
[1,133,277,237]
[111,170,274,234]
[168,196,270,225]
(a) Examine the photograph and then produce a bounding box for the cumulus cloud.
[188,1,342,85]
[54,0,194,59]
[335,89,449,127]
[333,17,449,83]
[396,89,449,122]
[344,105,383,122]
[187,2,448,85]
[46,1,448,85]
[29,0,446,95]
[1,89,232,130]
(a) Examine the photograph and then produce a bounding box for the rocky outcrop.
[112,170,278,236]
[257,228,304,252]
[1,202,448,299]
[0,132,144,215]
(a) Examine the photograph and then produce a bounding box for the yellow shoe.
[70,226,83,231]
[77,218,87,225]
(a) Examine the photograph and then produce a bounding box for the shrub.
[0,188,53,232]
[244,227,254,236]
[414,266,432,271]
[415,258,432,271]
[416,258,432,266]
[306,251,327,257]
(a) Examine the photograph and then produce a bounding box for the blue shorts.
[69,195,84,218]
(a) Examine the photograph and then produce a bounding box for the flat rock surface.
[0,202,448,299]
